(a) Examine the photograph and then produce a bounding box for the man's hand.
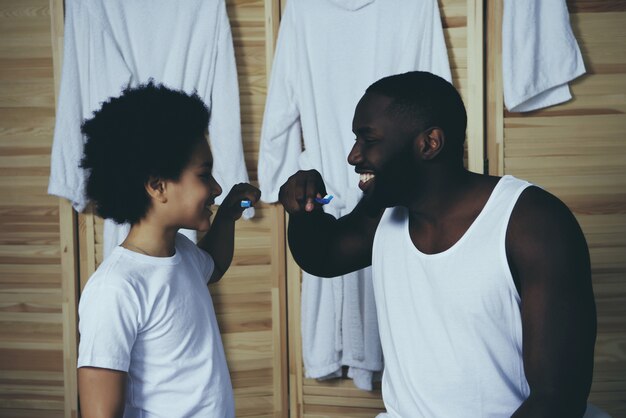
[279,169,327,214]
[217,182,261,220]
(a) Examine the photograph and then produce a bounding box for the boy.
[76,82,260,417]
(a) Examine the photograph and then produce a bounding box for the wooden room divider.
[1,0,623,417]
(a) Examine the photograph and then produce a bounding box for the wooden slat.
[48,0,79,416]
[487,1,626,415]
[568,0,626,13]
[466,0,484,173]
[0,0,66,416]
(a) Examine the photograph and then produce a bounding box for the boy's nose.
[212,179,223,197]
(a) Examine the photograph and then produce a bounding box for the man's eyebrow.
[199,161,213,169]
[354,126,378,135]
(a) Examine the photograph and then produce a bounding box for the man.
[279,71,596,417]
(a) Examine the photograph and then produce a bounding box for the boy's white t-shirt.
[78,233,234,418]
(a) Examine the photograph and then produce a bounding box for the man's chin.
[361,188,397,215]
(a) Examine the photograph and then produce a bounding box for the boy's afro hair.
[80,81,210,224]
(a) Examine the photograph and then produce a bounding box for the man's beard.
[360,172,409,216]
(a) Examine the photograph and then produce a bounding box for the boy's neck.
[121,221,178,257]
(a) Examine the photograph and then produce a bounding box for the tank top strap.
[473,175,534,240]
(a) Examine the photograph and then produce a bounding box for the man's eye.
[355,136,377,143]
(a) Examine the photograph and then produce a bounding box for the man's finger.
[305,176,319,212]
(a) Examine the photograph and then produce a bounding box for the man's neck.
[406,166,476,223]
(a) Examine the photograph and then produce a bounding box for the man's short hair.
[366,71,467,160]
[80,81,210,224]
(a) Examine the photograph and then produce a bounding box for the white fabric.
[258,0,451,390]
[48,0,252,260]
[584,403,612,418]
[78,233,234,418]
[102,219,200,261]
[502,0,585,112]
[372,176,533,417]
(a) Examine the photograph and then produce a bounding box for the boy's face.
[164,139,222,232]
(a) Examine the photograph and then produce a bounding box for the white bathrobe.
[258,0,451,390]
[48,0,251,257]
[502,0,586,112]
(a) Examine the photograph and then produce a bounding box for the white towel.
[48,0,252,259]
[502,0,585,112]
[377,403,611,418]
[260,0,451,390]
[584,403,612,418]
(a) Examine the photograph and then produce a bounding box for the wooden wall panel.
[4,0,623,416]
[488,0,626,415]
[75,0,288,417]
[217,2,289,415]
[286,1,480,416]
[0,0,66,416]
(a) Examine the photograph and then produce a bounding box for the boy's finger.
[239,188,261,208]
[294,177,306,205]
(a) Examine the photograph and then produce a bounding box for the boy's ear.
[145,177,167,203]
[416,127,445,160]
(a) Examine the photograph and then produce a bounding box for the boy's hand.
[279,169,328,214]
[218,183,261,220]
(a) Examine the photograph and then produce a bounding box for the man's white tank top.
[372,175,533,418]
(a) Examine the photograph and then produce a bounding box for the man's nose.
[347,142,362,166]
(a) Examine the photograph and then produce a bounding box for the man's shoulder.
[507,181,583,257]
[512,183,573,223]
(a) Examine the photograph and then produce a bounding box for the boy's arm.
[508,187,596,418]
[198,183,261,284]
[78,367,126,418]
[280,170,383,277]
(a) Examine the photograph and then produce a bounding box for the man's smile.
[358,172,376,192]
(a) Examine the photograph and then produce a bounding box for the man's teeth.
[360,173,375,183]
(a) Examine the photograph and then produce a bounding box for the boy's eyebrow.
[199,161,213,169]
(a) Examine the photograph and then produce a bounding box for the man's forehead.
[353,92,394,128]
[359,91,394,109]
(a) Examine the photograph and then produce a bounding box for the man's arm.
[280,170,382,277]
[508,187,597,418]
[198,183,261,284]
[78,367,126,418]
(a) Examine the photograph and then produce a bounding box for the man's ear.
[145,176,167,203]
[416,127,445,160]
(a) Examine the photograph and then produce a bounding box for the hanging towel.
[583,403,612,418]
[502,0,586,112]
[259,0,451,390]
[48,0,252,259]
